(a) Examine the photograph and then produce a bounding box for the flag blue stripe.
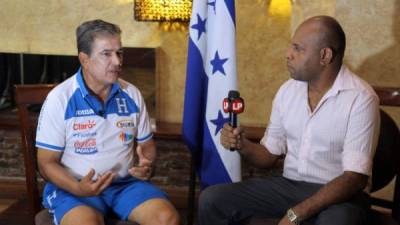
[224,0,236,25]
[182,37,208,154]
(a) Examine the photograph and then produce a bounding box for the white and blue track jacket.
[36,68,153,180]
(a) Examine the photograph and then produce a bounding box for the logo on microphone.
[231,99,244,113]
[223,98,230,113]
[222,94,244,113]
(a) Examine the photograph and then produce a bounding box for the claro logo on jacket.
[73,120,96,131]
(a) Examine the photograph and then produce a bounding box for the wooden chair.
[369,87,400,225]
[247,87,400,225]
[15,84,137,225]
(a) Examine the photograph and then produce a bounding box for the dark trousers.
[198,176,370,225]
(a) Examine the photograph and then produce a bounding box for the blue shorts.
[42,178,167,225]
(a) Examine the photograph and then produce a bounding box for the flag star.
[210,110,229,135]
[210,51,229,75]
[191,14,207,40]
[208,0,216,14]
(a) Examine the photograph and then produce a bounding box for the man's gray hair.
[76,19,121,55]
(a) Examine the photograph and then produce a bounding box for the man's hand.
[76,168,114,196]
[129,145,153,180]
[220,123,244,151]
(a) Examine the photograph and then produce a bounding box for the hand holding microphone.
[221,90,244,151]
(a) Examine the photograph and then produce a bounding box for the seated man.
[198,16,380,225]
[36,19,180,225]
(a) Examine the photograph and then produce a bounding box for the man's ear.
[319,48,334,66]
[78,52,89,67]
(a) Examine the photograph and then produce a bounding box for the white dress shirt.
[260,65,380,184]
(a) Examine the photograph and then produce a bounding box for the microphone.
[223,90,245,151]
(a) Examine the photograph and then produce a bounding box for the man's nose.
[112,53,122,66]
[286,48,292,60]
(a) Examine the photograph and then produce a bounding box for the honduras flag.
[183,0,241,188]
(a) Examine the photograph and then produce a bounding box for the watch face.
[287,209,298,224]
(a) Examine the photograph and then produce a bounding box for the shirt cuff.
[343,151,372,176]
[36,141,65,151]
[260,135,285,156]
[135,133,153,143]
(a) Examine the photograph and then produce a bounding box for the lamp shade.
[134,0,192,22]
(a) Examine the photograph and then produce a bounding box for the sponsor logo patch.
[116,120,135,129]
[72,132,97,138]
[119,132,133,143]
[75,109,95,116]
[74,138,98,154]
[73,120,96,131]
[74,147,98,154]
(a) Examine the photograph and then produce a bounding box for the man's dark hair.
[314,16,346,62]
[76,19,121,55]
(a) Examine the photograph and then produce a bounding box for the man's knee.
[153,206,180,225]
[198,184,235,225]
[61,205,104,225]
[129,199,180,225]
[199,184,227,211]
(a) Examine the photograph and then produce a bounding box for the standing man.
[199,16,380,225]
[36,19,180,225]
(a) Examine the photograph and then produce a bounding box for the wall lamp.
[134,0,192,22]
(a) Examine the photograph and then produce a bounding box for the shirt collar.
[76,67,121,98]
[325,64,356,97]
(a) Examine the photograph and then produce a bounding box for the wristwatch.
[287,208,299,225]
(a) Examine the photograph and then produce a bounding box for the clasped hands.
[76,145,154,197]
